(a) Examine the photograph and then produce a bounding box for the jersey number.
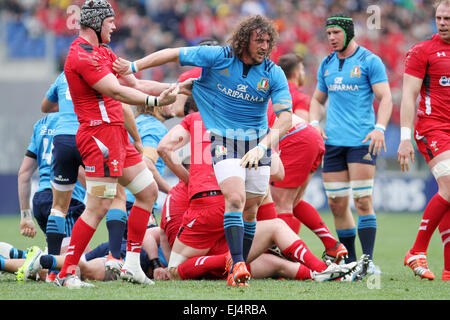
[42,138,54,165]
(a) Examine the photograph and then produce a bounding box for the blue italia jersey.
[126,114,168,209]
[46,72,80,136]
[179,45,292,140]
[317,46,388,146]
[27,114,86,202]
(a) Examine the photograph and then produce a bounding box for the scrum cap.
[326,13,354,52]
[197,38,219,46]
[80,0,115,33]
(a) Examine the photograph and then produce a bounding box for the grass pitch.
[0,212,448,302]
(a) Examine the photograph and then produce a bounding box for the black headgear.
[197,38,219,46]
[80,0,115,43]
[326,13,354,52]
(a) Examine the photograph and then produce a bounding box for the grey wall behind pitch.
[0,80,53,173]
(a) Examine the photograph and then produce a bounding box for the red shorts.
[160,196,189,247]
[76,124,142,177]
[272,124,325,188]
[178,195,228,255]
[415,120,450,163]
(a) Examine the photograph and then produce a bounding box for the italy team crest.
[350,65,361,78]
[215,145,227,157]
[257,78,270,92]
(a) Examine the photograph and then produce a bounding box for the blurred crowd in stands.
[0,0,439,125]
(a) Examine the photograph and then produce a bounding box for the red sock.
[60,218,96,277]
[293,200,337,249]
[412,193,450,253]
[127,205,150,253]
[177,254,227,280]
[295,264,313,280]
[278,213,301,234]
[257,202,278,221]
[439,210,450,271]
[282,239,327,272]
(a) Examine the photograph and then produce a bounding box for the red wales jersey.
[404,34,450,130]
[64,37,123,127]
[289,82,310,114]
[179,112,220,199]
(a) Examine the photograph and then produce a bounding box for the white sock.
[124,251,141,268]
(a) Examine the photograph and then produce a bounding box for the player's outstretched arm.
[17,156,38,238]
[362,82,393,155]
[92,73,178,107]
[397,74,422,172]
[113,48,180,76]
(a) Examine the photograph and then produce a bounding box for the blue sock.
[337,228,357,263]
[0,256,4,271]
[358,214,377,260]
[85,242,110,261]
[46,215,66,255]
[223,212,244,268]
[243,221,256,262]
[9,248,27,259]
[40,254,57,270]
[106,209,128,259]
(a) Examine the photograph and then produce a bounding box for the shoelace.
[409,258,430,275]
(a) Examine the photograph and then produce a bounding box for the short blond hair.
[434,0,450,9]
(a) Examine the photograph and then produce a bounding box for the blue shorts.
[322,145,377,173]
[51,134,84,185]
[209,132,272,167]
[32,189,85,236]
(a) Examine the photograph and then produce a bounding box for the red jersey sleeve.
[77,46,117,87]
[292,90,310,112]
[178,67,202,82]
[180,113,194,131]
[404,42,428,79]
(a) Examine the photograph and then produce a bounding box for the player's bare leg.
[118,161,158,285]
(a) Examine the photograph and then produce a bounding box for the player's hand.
[158,84,179,106]
[20,217,36,238]
[133,140,144,156]
[312,125,328,140]
[178,78,194,96]
[241,145,265,170]
[363,129,386,156]
[153,267,170,280]
[112,57,133,75]
[397,139,415,172]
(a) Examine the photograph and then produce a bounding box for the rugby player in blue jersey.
[41,72,88,281]
[17,113,86,254]
[113,15,292,287]
[309,14,392,272]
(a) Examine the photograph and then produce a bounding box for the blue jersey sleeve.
[316,59,328,93]
[141,135,159,149]
[46,80,59,103]
[27,122,40,155]
[269,65,292,113]
[367,55,388,86]
[179,46,231,69]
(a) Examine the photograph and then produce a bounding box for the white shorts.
[213,158,270,195]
